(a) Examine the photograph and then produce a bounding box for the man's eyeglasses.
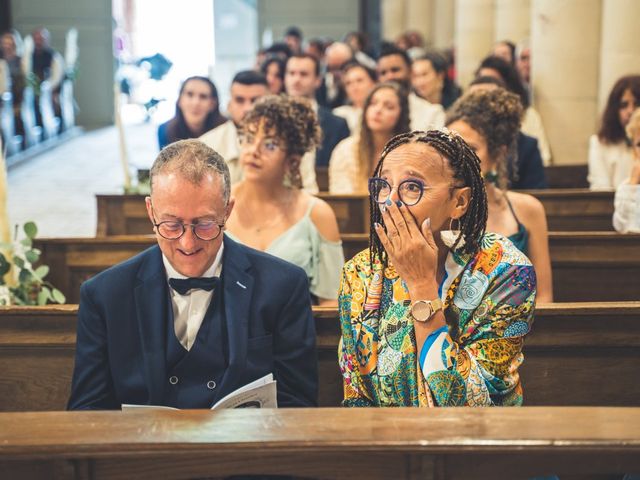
[368,177,426,206]
[151,208,224,241]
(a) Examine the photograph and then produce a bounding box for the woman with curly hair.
[225,95,344,305]
[446,88,552,302]
[588,75,640,190]
[338,129,536,407]
[329,82,410,193]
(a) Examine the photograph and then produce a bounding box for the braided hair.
[369,130,488,268]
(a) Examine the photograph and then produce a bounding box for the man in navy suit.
[285,53,350,168]
[68,140,318,410]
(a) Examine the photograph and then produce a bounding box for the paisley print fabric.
[338,232,536,407]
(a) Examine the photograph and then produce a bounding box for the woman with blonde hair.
[329,82,410,193]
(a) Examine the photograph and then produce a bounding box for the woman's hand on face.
[375,199,439,296]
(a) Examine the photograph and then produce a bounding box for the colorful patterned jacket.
[338,232,536,407]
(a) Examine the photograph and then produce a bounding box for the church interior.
[0,1,639,479]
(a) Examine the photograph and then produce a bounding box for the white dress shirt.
[588,135,634,190]
[162,244,224,350]
[408,92,445,131]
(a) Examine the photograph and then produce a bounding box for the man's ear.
[145,196,155,225]
[451,186,471,220]
[225,197,235,223]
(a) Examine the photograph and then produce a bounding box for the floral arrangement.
[0,222,65,305]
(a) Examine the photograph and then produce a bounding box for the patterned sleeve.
[420,241,537,406]
[337,260,374,407]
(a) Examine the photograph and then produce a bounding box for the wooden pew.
[35,232,640,304]
[96,189,615,236]
[95,193,371,236]
[316,165,328,192]
[1,303,639,412]
[544,164,589,189]
[1,407,639,480]
[521,188,615,231]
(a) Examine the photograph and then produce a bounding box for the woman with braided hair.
[338,129,536,407]
[446,88,553,302]
[225,94,344,306]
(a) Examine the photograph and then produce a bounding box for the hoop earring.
[441,217,465,250]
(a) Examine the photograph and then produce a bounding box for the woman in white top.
[332,61,377,134]
[225,95,344,306]
[613,108,640,233]
[588,75,640,190]
[329,82,410,194]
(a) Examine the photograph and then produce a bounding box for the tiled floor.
[7,122,157,238]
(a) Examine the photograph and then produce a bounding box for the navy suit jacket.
[316,106,350,168]
[510,132,548,190]
[67,235,318,410]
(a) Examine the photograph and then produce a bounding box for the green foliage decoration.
[0,222,66,305]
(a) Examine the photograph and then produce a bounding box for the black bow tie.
[169,277,219,295]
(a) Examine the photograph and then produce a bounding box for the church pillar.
[454,0,495,89]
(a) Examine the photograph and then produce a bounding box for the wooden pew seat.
[1,303,639,412]
[1,407,639,479]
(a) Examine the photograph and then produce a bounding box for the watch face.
[412,301,432,322]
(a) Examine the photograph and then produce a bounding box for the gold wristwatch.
[409,298,443,322]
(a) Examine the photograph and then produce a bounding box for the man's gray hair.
[150,139,231,204]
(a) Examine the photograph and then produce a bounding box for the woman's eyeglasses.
[368,177,460,206]
[368,177,425,206]
[237,133,282,154]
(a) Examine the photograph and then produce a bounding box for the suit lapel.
[134,246,168,405]
[220,235,254,391]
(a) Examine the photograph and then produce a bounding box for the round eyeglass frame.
[151,207,225,241]
[368,177,426,206]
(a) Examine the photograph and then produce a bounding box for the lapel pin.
[236,281,247,289]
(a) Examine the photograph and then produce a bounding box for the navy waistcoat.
[164,279,228,409]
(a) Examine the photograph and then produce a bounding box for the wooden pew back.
[1,407,639,479]
[96,189,615,236]
[1,303,639,412]
[35,232,640,304]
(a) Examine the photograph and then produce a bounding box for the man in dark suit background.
[68,139,318,410]
[285,53,350,168]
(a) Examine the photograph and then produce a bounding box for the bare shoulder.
[507,191,547,226]
[307,193,341,242]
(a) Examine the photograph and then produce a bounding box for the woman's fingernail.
[396,200,403,207]
[426,218,431,228]
[385,199,392,206]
